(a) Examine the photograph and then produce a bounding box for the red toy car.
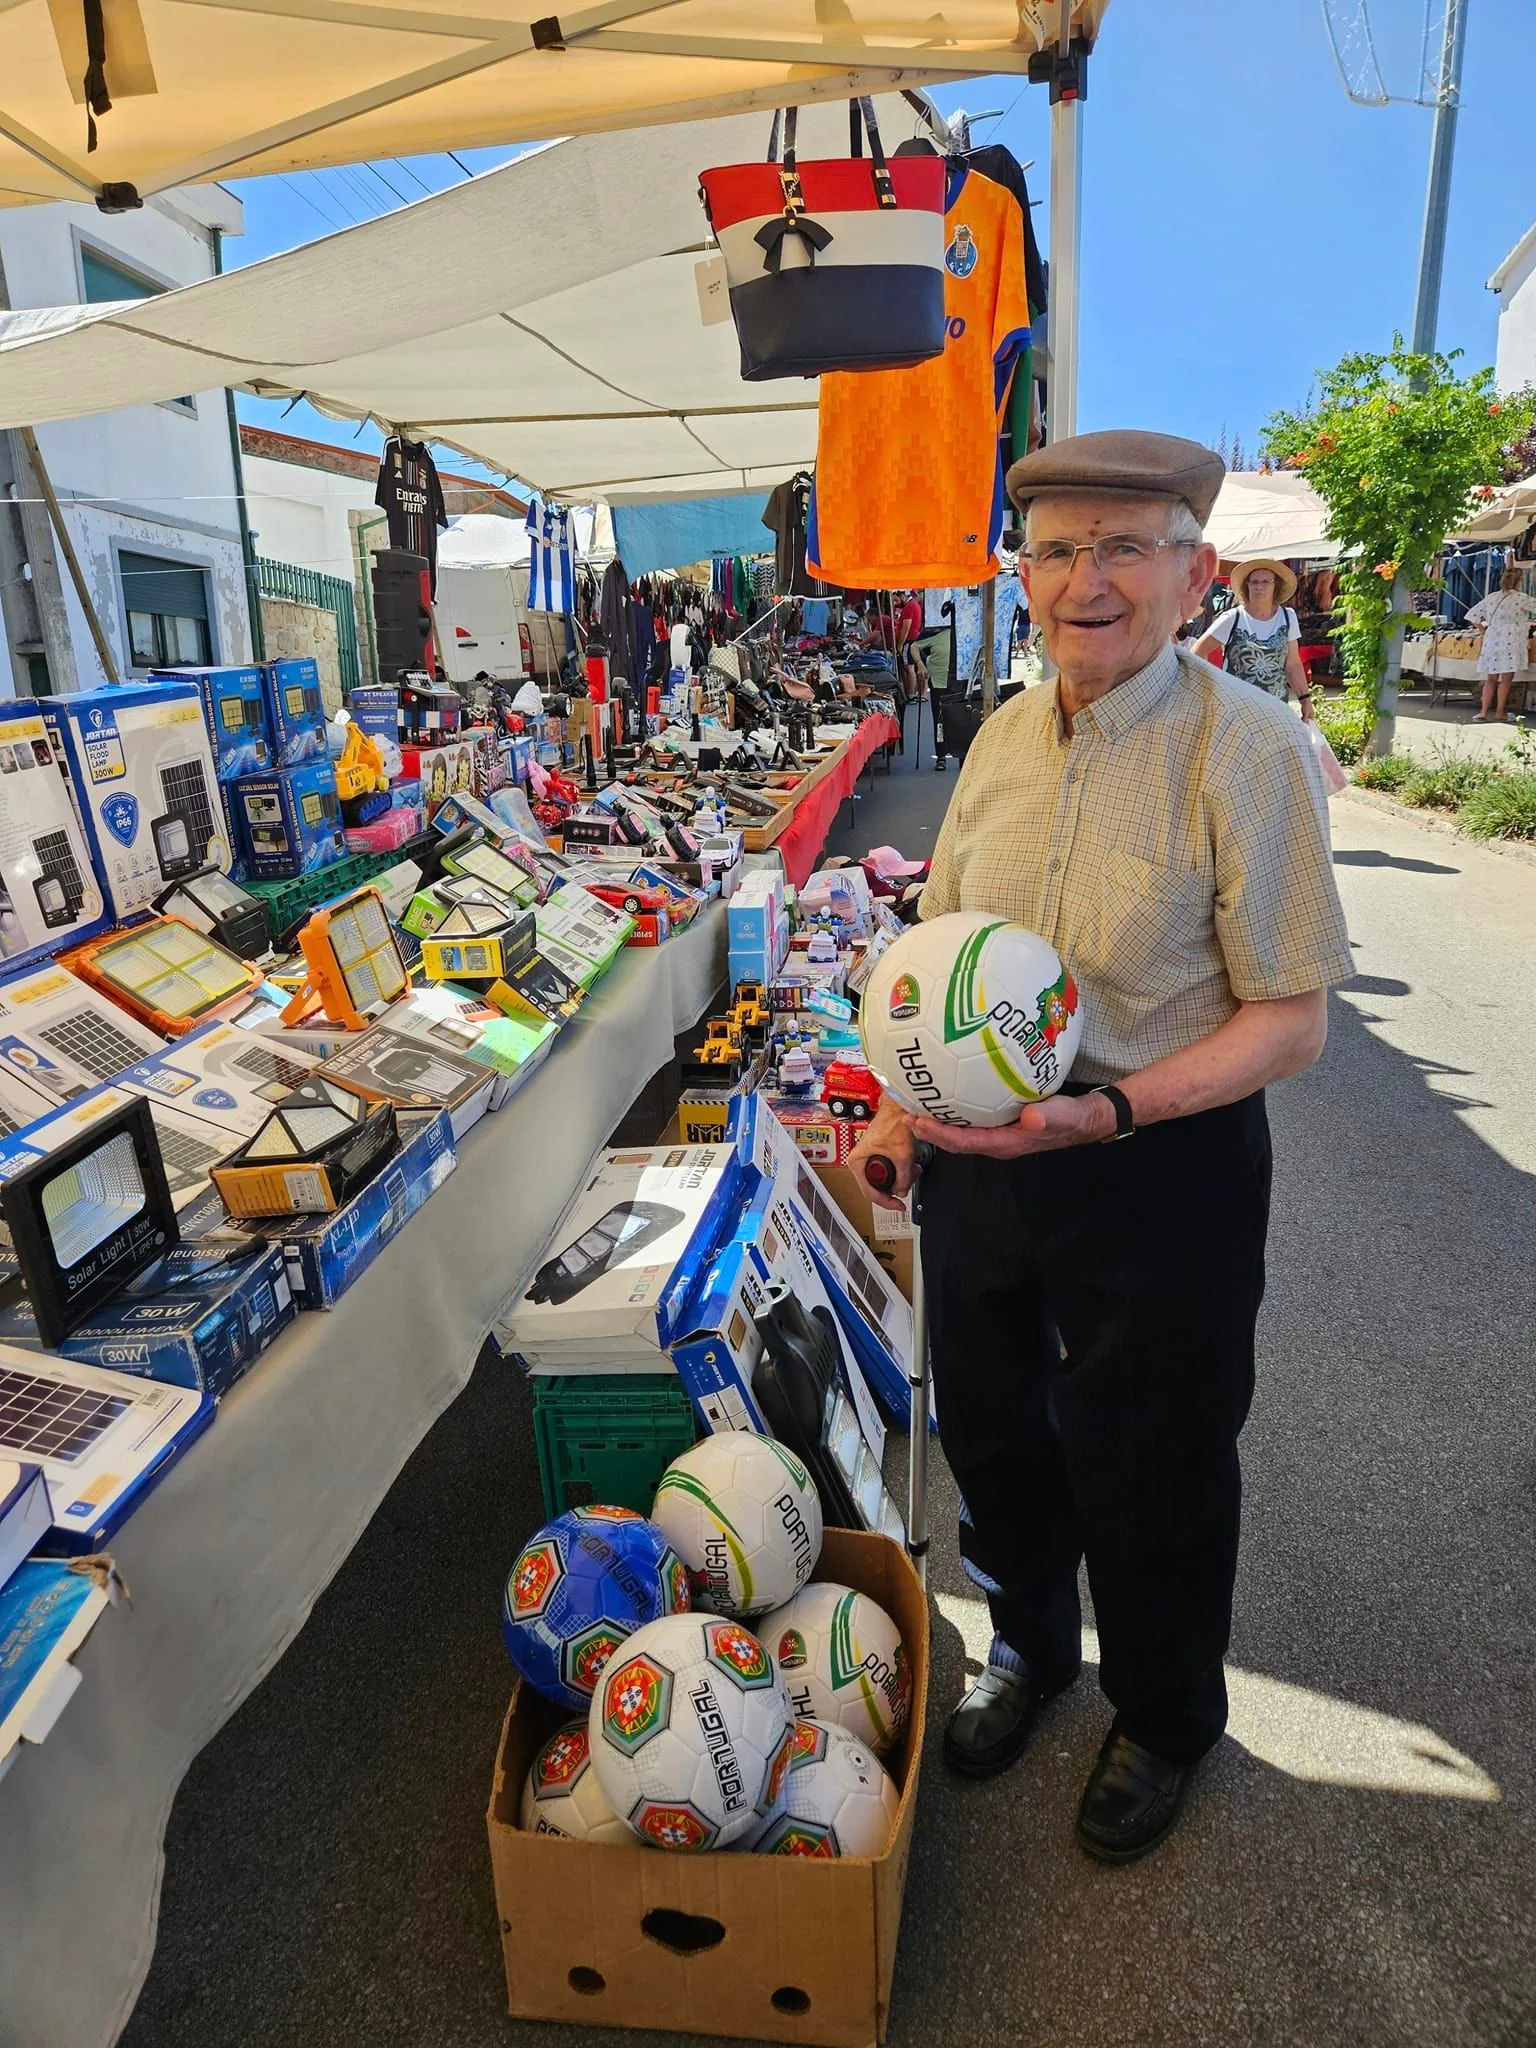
[588,879,673,918]
[821,1060,883,1121]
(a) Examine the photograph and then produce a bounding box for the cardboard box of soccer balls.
[486,1527,928,2048]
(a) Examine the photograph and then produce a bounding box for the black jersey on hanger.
[375,437,450,593]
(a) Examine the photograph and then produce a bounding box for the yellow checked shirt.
[920,643,1354,1083]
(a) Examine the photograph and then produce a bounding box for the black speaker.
[371,548,431,678]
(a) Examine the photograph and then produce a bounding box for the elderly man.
[851,431,1353,1862]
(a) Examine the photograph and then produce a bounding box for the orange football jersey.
[807,167,1030,590]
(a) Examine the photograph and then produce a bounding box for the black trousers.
[920,1092,1273,1764]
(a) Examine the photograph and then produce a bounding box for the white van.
[435,563,568,685]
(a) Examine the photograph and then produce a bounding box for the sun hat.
[1229,558,1298,605]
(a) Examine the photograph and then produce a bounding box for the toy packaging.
[402,739,476,815]
[44,679,230,923]
[497,1144,740,1370]
[0,702,108,975]
[261,657,327,766]
[230,761,346,877]
[0,1236,296,1397]
[344,686,403,779]
[152,665,271,778]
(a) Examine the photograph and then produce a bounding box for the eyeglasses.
[1019,533,1197,575]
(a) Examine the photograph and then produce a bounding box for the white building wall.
[242,457,379,585]
[1494,239,1536,395]
[0,185,250,692]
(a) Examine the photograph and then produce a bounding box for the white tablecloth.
[0,905,726,2048]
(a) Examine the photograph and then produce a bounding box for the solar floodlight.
[70,917,262,1036]
[439,835,537,905]
[153,864,271,962]
[418,899,534,985]
[281,886,410,1032]
[0,1095,179,1347]
[210,1074,398,1219]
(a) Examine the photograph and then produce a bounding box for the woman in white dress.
[1464,567,1536,723]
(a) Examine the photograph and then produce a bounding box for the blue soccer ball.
[501,1506,692,1711]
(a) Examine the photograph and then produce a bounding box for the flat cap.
[1005,429,1225,525]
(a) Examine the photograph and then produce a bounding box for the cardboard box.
[317,1022,496,1139]
[402,738,476,815]
[113,1017,321,1141]
[261,657,327,766]
[152,665,271,778]
[534,879,634,988]
[345,686,403,779]
[0,960,163,1108]
[486,1527,928,2048]
[230,760,346,877]
[0,1081,240,1212]
[764,1098,860,1167]
[0,702,108,974]
[812,1165,914,1304]
[45,679,231,922]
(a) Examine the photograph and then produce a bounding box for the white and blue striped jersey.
[525,499,574,613]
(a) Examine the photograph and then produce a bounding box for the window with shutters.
[78,245,196,414]
[119,551,213,668]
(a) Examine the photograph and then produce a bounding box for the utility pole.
[1374,0,1470,756]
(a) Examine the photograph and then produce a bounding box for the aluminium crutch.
[864,1141,935,1586]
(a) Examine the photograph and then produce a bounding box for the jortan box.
[487,1527,928,2048]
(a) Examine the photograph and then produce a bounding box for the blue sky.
[230,0,1534,474]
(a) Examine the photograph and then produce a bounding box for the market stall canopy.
[0,0,1109,211]
[1205,470,1338,565]
[0,100,945,498]
[1447,474,1536,544]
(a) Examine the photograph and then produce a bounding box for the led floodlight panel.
[1,1095,179,1347]
[440,837,537,906]
[282,887,409,1032]
[153,865,271,963]
[71,918,260,1037]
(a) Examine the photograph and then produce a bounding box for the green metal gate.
[255,556,360,696]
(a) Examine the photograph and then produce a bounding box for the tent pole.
[1047,88,1083,441]
[20,427,118,684]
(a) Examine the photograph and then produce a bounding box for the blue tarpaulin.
[612,494,770,576]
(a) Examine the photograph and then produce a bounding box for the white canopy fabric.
[0,0,1109,210]
[1447,474,1536,544]
[436,512,531,568]
[1204,470,1338,565]
[0,102,910,499]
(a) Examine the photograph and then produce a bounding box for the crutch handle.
[864,1141,935,1196]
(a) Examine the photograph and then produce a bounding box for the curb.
[1337,784,1536,871]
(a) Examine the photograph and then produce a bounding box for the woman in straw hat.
[1193,559,1314,719]
[1463,565,1536,723]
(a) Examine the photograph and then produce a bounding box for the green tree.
[1263,341,1536,730]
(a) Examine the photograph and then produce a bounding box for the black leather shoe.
[1075,1731,1196,1863]
[943,1659,1081,1778]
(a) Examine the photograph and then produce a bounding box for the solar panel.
[153,1122,225,1195]
[158,758,218,865]
[32,829,86,921]
[36,1008,155,1085]
[229,1042,315,1093]
[0,1364,131,1464]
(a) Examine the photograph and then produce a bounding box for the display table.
[0,905,727,2048]
[772,715,901,886]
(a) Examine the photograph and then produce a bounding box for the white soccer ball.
[651,1432,823,1617]
[858,910,1084,1128]
[587,1611,796,1850]
[761,1581,911,1755]
[753,1719,900,1859]
[518,1719,631,1844]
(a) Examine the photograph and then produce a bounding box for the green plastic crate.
[246,835,436,944]
[531,1373,699,1520]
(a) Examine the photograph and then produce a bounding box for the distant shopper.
[1465,567,1536,723]
[1193,560,1314,720]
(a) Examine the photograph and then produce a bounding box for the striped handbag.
[698,99,948,383]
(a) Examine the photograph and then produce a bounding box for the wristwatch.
[1093,1083,1136,1141]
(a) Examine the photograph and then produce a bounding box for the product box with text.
[0,702,108,975]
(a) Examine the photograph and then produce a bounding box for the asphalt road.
[121,761,1536,2048]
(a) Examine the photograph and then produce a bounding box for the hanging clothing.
[927,576,1023,682]
[807,165,1030,590]
[599,556,638,684]
[374,437,448,594]
[525,500,575,613]
[1464,588,1536,673]
[763,475,818,596]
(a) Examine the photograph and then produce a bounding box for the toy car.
[777,1047,817,1097]
[588,879,672,918]
[805,931,839,967]
[731,980,771,1042]
[694,1018,741,1066]
[821,1060,882,1121]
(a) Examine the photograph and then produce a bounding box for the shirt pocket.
[1080,847,1212,1005]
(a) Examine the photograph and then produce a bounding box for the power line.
[280,172,347,233]
[361,160,411,207]
[390,156,435,195]
[447,152,474,180]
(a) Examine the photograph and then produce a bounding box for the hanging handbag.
[698,98,948,383]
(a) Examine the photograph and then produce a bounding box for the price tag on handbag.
[694,255,730,326]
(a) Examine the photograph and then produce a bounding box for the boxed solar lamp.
[42,680,232,926]
[261,657,327,767]
[112,1018,321,1142]
[0,702,108,976]
[150,665,271,778]
[0,1081,245,1213]
[0,961,164,1110]
[210,1075,399,1220]
[317,1022,495,1139]
[229,761,346,878]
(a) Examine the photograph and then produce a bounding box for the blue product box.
[0,699,109,974]
[0,1239,296,1396]
[390,778,422,812]
[345,686,403,779]
[508,735,534,784]
[179,1107,456,1307]
[230,761,345,877]
[43,679,231,922]
[262,657,327,766]
[152,665,271,778]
